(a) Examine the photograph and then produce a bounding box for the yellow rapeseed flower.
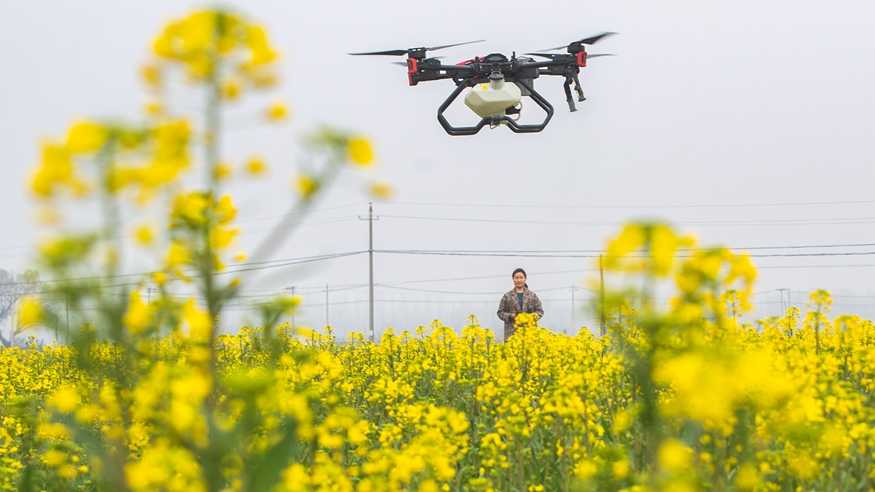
[277,295,302,315]
[282,464,310,491]
[209,225,239,251]
[48,385,80,413]
[17,296,43,329]
[36,206,62,226]
[611,459,629,479]
[144,101,164,117]
[213,162,233,181]
[171,191,209,226]
[221,79,242,101]
[245,156,267,176]
[30,141,91,200]
[249,70,278,88]
[140,62,162,88]
[164,241,192,272]
[295,174,319,199]
[215,194,237,225]
[809,289,832,310]
[182,299,212,341]
[42,449,67,467]
[788,451,819,481]
[368,181,394,200]
[735,462,760,490]
[134,224,155,247]
[151,271,168,286]
[65,120,107,154]
[245,24,278,66]
[347,136,374,167]
[603,223,645,271]
[658,439,692,472]
[266,101,289,122]
[123,290,153,335]
[37,422,70,440]
[574,459,598,479]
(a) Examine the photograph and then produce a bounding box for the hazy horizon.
[2,0,874,340]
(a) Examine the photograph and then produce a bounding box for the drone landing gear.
[563,75,586,112]
[437,79,554,136]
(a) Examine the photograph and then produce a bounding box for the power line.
[1,251,367,287]
[234,202,360,224]
[278,297,580,305]
[375,262,875,287]
[385,199,875,210]
[213,251,368,275]
[376,249,875,259]
[788,290,875,299]
[223,298,369,310]
[236,283,369,294]
[237,216,359,229]
[376,242,875,253]
[377,285,507,295]
[759,301,875,308]
[378,268,596,286]
[14,257,875,293]
[750,251,875,258]
[222,251,366,268]
[378,214,875,228]
[73,285,870,302]
[375,284,589,296]
[377,258,875,286]
[758,264,875,270]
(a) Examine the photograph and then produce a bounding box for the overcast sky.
[1,0,874,339]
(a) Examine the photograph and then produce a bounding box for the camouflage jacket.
[497,288,544,340]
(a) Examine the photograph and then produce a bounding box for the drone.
[349,33,616,136]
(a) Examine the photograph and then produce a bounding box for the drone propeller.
[541,32,617,51]
[391,56,445,66]
[349,40,485,56]
[525,52,615,60]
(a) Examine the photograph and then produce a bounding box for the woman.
[497,268,544,341]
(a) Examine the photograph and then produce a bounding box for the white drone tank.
[464,72,521,119]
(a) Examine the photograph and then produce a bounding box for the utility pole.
[599,255,606,337]
[358,202,376,341]
[777,288,793,334]
[325,284,330,328]
[775,289,787,316]
[568,285,574,335]
[777,288,790,314]
[287,285,296,327]
[368,202,374,341]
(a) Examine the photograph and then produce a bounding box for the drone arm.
[430,64,478,72]
[411,64,476,84]
[536,64,579,77]
[412,71,459,84]
[522,60,566,70]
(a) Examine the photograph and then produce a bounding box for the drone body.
[349,34,616,136]
[464,70,522,118]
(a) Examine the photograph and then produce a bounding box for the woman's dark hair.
[512,268,528,288]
